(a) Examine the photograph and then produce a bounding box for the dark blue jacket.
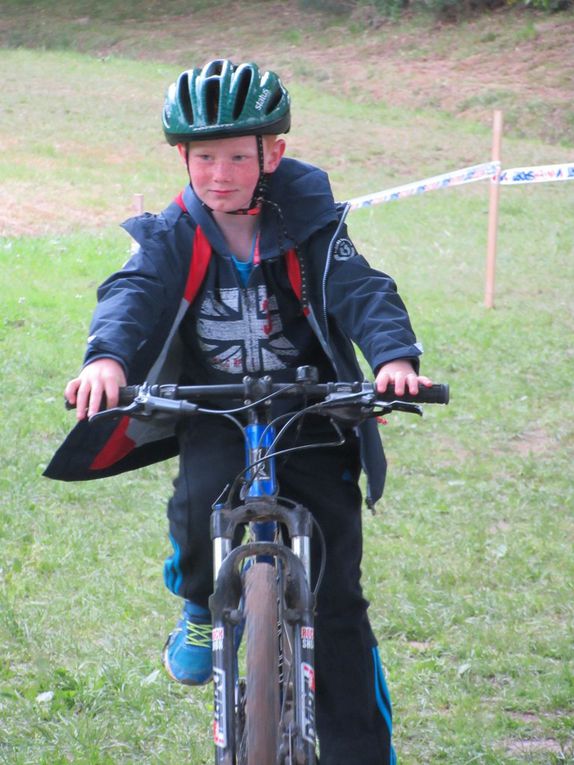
[44,158,421,505]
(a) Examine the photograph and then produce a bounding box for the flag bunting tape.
[346,162,500,210]
[345,160,574,210]
[499,163,574,185]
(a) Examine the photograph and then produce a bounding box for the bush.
[299,0,572,19]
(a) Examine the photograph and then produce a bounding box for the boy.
[46,59,430,764]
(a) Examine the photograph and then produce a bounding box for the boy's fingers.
[376,373,390,393]
[75,379,99,420]
[64,378,80,405]
[404,374,421,396]
[393,373,407,396]
[377,372,433,397]
[87,380,104,419]
[74,382,91,420]
[104,379,120,409]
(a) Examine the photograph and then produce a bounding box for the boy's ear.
[176,143,189,165]
[264,138,286,174]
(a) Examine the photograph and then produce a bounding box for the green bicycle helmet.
[162,59,291,145]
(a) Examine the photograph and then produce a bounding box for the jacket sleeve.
[82,208,191,374]
[324,228,422,373]
[83,246,167,372]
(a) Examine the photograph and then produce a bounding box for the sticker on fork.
[212,626,224,652]
[300,662,316,744]
[301,626,314,650]
[213,667,227,748]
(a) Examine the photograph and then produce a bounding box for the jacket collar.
[267,157,339,245]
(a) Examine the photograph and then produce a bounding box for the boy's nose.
[212,161,232,180]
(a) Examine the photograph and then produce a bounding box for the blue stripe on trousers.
[372,646,397,764]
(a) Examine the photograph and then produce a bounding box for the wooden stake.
[133,193,144,215]
[485,111,503,309]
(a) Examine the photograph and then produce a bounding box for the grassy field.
[1,4,574,764]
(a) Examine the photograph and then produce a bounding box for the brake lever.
[89,391,199,423]
[374,400,423,417]
[318,392,375,425]
[89,398,146,423]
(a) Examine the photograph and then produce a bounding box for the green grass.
[1,16,574,765]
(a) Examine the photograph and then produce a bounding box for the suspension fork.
[210,501,316,762]
[209,387,316,762]
[209,540,316,763]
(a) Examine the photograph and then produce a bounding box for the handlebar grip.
[416,383,449,404]
[118,385,141,405]
[384,383,449,405]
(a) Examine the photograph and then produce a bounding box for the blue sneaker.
[162,600,213,685]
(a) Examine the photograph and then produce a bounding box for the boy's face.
[178,135,285,213]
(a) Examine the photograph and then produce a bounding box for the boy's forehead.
[187,135,259,152]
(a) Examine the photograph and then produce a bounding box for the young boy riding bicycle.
[46,59,431,764]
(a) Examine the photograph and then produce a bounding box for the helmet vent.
[266,86,282,115]
[178,73,194,126]
[206,60,224,77]
[205,80,220,125]
[233,68,253,120]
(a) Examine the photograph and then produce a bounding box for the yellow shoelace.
[185,620,212,648]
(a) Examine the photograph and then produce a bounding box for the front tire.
[244,562,280,764]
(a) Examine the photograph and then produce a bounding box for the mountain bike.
[92,365,449,764]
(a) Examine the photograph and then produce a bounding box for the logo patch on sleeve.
[333,238,357,261]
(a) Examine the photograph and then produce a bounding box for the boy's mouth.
[209,188,240,198]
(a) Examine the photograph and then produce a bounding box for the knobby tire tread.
[244,562,281,765]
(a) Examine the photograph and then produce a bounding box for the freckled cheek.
[188,163,259,195]
[237,168,260,192]
[189,165,209,181]
[188,168,211,193]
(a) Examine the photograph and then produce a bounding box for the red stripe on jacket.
[90,415,135,470]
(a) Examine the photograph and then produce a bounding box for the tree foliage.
[299,0,572,20]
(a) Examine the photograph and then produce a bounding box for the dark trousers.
[164,415,395,765]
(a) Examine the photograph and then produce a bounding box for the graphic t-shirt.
[179,252,333,390]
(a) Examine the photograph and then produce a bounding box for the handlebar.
[116,380,449,406]
[69,367,448,426]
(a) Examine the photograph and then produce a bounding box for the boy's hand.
[65,358,127,421]
[375,359,432,396]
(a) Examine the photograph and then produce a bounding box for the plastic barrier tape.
[345,161,574,210]
[346,162,500,210]
[499,163,574,185]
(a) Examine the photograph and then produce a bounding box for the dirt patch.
[0,184,115,238]
[503,737,567,755]
[507,711,541,723]
[509,426,557,456]
[488,520,511,534]
[407,640,434,651]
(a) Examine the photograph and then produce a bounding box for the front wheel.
[244,562,280,765]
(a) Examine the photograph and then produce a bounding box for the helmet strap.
[226,134,266,216]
